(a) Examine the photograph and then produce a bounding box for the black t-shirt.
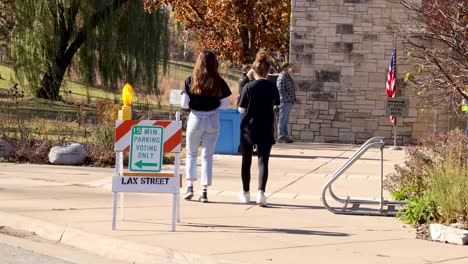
[239,79,280,145]
[184,76,232,111]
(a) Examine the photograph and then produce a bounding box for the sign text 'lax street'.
[121,177,169,185]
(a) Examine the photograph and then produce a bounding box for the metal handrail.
[321,137,406,216]
[323,137,384,203]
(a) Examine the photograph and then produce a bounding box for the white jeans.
[185,110,220,186]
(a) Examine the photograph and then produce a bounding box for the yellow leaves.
[405,72,415,83]
[461,103,468,112]
[418,65,424,74]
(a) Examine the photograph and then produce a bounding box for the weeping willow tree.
[10,0,169,100]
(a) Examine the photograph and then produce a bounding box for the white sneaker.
[239,191,250,204]
[256,192,267,207]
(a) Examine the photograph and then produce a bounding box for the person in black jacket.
[237,64,252,105]
[237,52,280,207]
[237,64,252,153]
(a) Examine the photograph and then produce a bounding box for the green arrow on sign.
[134,160,158,169]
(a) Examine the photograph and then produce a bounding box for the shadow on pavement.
[269,154,382,161]
[183,201,325,211]
[117,220,350,237]
[180,222,350,236]
[263,203,325,210]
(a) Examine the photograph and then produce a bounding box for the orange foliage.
[143,0,290,64]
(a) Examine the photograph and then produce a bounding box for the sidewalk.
[0,143,466,264]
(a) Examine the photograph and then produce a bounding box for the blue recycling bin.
[215,108,241,154]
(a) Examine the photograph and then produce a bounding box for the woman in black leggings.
[237,51,280,207]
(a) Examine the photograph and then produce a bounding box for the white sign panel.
[129,125,163,172]
[386,97,409,117]
[170,89,182,105]
[112,176,178,193]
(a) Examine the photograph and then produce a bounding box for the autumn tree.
[0,0,15,66]
[167,12,198,62]
[0,0,15,43]
[144,0,290,65]
[10,0,169,100]
[397,0,468,109]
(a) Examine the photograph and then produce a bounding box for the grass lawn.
[0,63,176,141]
[1,63,120,100]
[0,63,14,90]
[165,61,239,89]
[0,61,240,141]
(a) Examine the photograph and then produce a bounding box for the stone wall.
[289,0,460,144]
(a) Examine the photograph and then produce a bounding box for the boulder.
[0,139,12,159]
[48,143,86,165]
[430,223,468,245]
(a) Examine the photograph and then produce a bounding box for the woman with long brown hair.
[238,51,280,207]
[180,49,232,202]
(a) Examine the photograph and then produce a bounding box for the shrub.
[397,195,440,226]
[95,99,120,124]
[388,129,468,227]
[427,159,468,225]
[92,99,120,152]
[391,187,412,201]
[84,142,119,167]
[5,137,54,163]
[91,122,115,151]
[384,129,468,199]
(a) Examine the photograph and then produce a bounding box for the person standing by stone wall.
[276,62,296,143]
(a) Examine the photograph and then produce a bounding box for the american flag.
[386,48,396,126]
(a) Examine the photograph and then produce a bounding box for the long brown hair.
[190,49,222,96]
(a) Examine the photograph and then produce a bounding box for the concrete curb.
[0,211,240,264]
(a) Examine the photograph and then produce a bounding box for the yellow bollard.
[118,83,133,120]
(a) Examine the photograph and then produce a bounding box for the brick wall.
[289,0,460,144]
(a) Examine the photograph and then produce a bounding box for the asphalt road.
[0,241,74,264]
[0,232,127,264]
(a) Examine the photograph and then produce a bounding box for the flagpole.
[390,33,401,150]
[392,120,399,148]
